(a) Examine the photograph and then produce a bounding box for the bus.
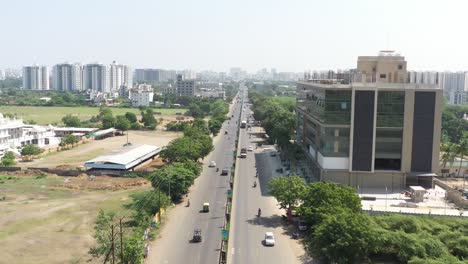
[240,120,247,128]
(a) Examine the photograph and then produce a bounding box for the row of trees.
[62,107,157,131]
[0,88,87,106]
[89,119,215,263]
[441,133,468,176]
[269,176,468,263]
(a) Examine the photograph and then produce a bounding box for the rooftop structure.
[296,52,442,189]
[84,144,161,170]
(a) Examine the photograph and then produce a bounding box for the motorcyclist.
[258,208,261,217]
[253,181,257,187]
[187,199,190,207]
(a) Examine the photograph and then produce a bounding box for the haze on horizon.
[1,0,468,72]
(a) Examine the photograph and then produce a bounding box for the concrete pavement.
[228,92,310,264]
[146,95,243,264]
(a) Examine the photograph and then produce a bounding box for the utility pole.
[111,224,115,264]
[119,217,124,263]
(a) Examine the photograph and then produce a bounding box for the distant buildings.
[0,69,5,80]
[83,63,110,92]
[52,63,83,91]
[110,61,132,91]
[134,69,176,83]
[175,74,195,96]
[22,65,49,90]
[130,84,153,107]
[296,51,442,189]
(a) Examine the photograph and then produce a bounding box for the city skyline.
[2,0,468,72]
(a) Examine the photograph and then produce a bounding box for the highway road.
[228,88,308,264]
[146,92,243,264]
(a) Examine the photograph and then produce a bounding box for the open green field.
[0,106,187,125]
[0,174,149,264]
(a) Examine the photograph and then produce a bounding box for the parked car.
[264,232,275,246]
[247,146,253,151]
[221,168,229,175]
[209,161,216,167]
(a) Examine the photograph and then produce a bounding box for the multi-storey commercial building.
[175,74,195,96]
[23,65,49,90]
[130,84,154,107]
[110,61,132,91]
[83,63,110,92]
[296,52,442,189]
[52,63,83,91]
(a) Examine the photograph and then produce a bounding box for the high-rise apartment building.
[130,84,154,107]
[23,65,49,90]
[52,63,83,91]
[175,74,195,96]
[83,63,110,92]
[296,52,442,189]
[110,61,132,91]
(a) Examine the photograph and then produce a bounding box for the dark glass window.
[377,91,404,127]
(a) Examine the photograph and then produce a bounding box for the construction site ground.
[0,172,151,264]
[19,130,180,169]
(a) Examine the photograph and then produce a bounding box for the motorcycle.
[253,181,257,188]
[257,208,261,217]
[187,199,190,207]
[216,168,219,172]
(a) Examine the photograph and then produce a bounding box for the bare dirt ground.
[0,173,151,264]
[19,130,180,169]
[440,178,468,190]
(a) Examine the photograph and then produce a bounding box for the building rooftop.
[297,80,440,90]
[84,144,161,170]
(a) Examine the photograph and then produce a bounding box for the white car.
[264,232,275,246]
[209,161,216,167]
[247,146,254,151]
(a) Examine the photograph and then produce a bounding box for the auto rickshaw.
[202,202,210,212]
[192,228,202,242]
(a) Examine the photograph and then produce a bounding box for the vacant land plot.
[21,130,180,168]
[0,174,150,264]
[0,106,187,125]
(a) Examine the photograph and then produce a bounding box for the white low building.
[0,114,59,154]
[130,84,154,107]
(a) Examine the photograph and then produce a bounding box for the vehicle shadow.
[245,214,283,228]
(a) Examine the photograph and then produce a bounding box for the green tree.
[62,114,81,127]
[20,144,43,157]
[125,112,138,123]
[268,176,307,215]
[150,163,197,201]
[115,115,131,132]
[299,182,361,226]
[128,190,170,220]
[208,119,222,136]
[122,234,144,264]
[140,109,157,130]
[456,135,468,177]
[1,151,17,166]
[441,142,457,171]
[101,114,115,129]
[310,211,376,264]
[64,134,79,147]
[188,103,204,118]
[88,209,116,258]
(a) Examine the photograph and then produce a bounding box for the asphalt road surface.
[227,89,307,264]
[146,93,243,264]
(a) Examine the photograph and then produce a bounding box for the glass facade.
[375,91,405,170]
[320,127,350,157]
[297,84,351,125]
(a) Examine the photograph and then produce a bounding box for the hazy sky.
[2,0,468,72]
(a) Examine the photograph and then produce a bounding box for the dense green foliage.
[0,78,22,89]
[248,90,296,149]
[442,104,468,144]
[0,89,87,106]
[268,178,468,263]
[1,151,17,166]
[20,144,43,156]
[268,176,307,211]
[160,119,214,162]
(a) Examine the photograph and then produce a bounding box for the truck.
[240,120,247,128]
[240,148,247,158]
